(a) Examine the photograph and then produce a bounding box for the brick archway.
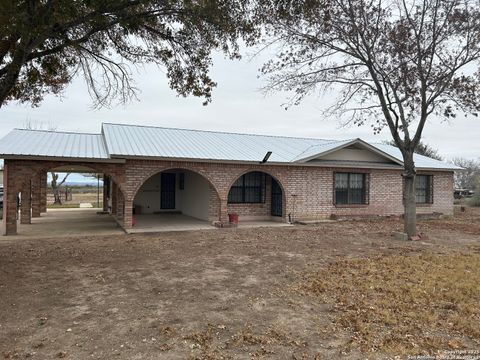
[128,165,221,203]
[226,168,288,199]
[127,166,222,226]
[226,168,288,221]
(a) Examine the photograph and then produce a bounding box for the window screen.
[334,172,368,205]
[415,175,433,204]
[228,172,266,203]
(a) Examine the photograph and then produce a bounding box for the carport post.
[111,181,117,215]
[115,187,124,222]
[103,175,108,212]
[2,162,17,235]
[31,175,41,218]
[40,172,47,213]
[20,180,32,224]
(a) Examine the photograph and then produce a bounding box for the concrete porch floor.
[14,208,123,239]
[128,214,215,233]
[129,214,292,233]
[4,210,292,239]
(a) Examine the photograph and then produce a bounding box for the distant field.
[47,185,103,208]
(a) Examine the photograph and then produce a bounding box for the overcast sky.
[1,51,479,161]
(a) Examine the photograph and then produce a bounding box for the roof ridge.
[102,122,341,142]
[14,128,101,136]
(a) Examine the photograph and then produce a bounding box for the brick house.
[0,123,458,235]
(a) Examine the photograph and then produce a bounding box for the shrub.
[468,178,480,207]
[469,193,480,207]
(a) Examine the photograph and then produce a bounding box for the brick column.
[219,196,229,223]
[40,172,47,213]
[2,162,18,235]
[103,175,109,212]
[31,175,41,218]
[116,187,124,222]
[20,180,32,224]
[123,199,133,229]
[111,181,117,215]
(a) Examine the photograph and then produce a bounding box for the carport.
[0,129,127,236]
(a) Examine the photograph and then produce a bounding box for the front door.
[271,179,282,217]
[161,173,176,209]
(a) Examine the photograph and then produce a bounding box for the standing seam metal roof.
[0,123,461,170]
[0,129,109,159]
[102,123,332,163]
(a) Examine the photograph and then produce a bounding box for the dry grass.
[299,252,480,355]
[421,206,480,235]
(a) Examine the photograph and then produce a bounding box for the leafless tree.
[50,172,69,205]
[260,0,480,236]
[452,158,480,190]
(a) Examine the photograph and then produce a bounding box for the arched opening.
[227,171,286,222]
[131,168,220,231]
[47,166,98,208]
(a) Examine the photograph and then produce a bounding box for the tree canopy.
[0,0,256,108]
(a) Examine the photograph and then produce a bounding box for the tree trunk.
[402,153,417,238]
[50,172,70,205]
[0,41,29,108]
[53,188,62,205]
[51,173,62,205]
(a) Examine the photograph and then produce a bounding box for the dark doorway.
[271,178,282,217]
[161,173,176,209]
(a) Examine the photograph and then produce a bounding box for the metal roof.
[102,123,459,170]
[0,129,109,160]
[102,123,334,163]
[0,123,460,170]
[372,143,461,170]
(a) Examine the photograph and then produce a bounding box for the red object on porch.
[228,213,239,224]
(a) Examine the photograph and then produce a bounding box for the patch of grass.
[47,204,80,209]
[299,253,480,355]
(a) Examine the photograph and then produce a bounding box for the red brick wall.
[122,160,453,222]
[415,171,454,215]
[2,158,455,234]
[285,167,406,220]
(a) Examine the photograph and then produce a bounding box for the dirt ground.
[1,207,479,360]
